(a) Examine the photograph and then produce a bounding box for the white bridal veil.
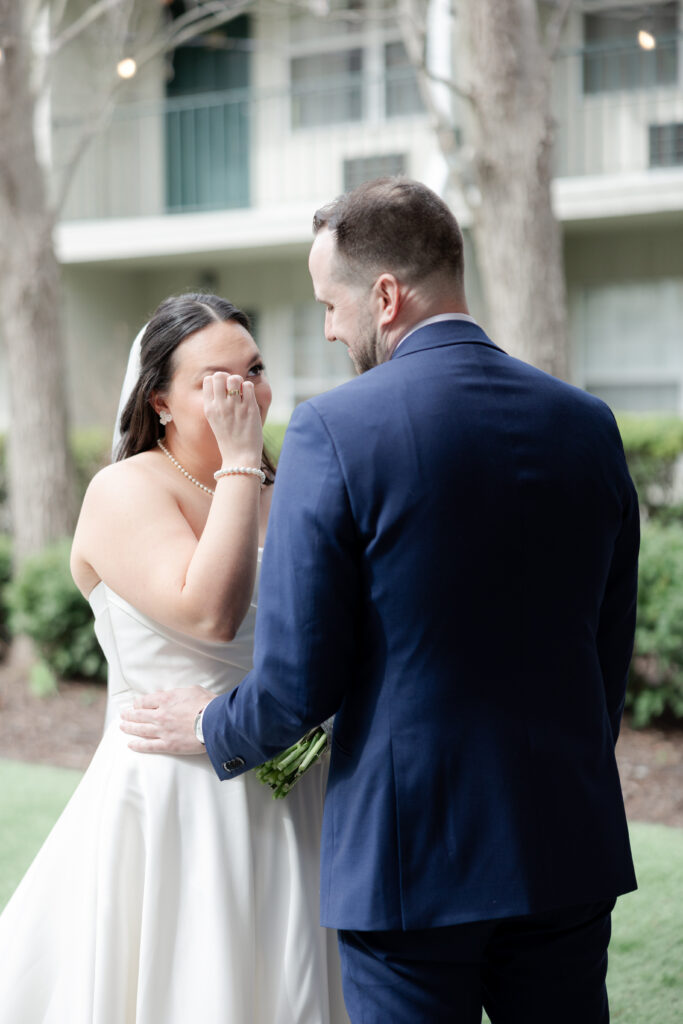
[112,323,147,458]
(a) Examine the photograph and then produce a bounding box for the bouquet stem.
[255,726,329,799]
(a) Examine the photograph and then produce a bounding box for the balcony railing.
[53,39,683,223]
[553,33,683,177]
[53,70,435,222]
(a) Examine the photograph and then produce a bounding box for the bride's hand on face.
[203,372,263,468]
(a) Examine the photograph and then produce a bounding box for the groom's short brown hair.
[313,177,464,289]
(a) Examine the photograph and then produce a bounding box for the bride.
[0,293,348,1023]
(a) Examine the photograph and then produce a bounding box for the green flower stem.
[275,742,307,771]
[298,731,328,773]
[255,726,329,800]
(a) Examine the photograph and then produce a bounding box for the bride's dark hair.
[115,292,276,482]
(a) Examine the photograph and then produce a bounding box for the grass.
[486,822,683,1024]
[609,823,683,1023]
[1,759,681,1021]
[0,759,82,909]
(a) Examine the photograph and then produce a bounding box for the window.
[292,304,354,404]
[165,14,250,211]
[650,122,683,166]
[289,10,423,130]
[587,383,679,412]
[577,278,683,414]
[289,0,366,44]
[291,49,364,128]
[343,153,406,191]
[583,3,678,94]
[385,41,423,117]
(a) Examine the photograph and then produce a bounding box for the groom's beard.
[350,309,387,375]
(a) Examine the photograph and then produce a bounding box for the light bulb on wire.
[638,29,656,51]
[117,57,137,80]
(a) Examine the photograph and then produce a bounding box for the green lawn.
[1,759,681,1021]
[609,823,683,1023]
[0,758,82,909]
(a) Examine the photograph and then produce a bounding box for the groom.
[122,178,639,1023]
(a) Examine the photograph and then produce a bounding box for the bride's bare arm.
[71,376,264,641]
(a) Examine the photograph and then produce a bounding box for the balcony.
[52,38,683,262]
[553,32,683,177]
[54,69,435,223]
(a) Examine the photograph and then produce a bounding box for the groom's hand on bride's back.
[120,686,214,755]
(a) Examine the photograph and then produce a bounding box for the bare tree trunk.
[0,0,257,573]
[0,0,76,565]
[459,0,569,379]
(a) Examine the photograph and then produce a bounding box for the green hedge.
[3,416,683,718]
[617,414,683,520]
[71,427,112,499]
[0,423,290,681]
[4,538,107,688]
[263,421,287,461]
[628,520,683,726]
[0,423,289,523]
[0,533,12,652]
[614,415,683,724]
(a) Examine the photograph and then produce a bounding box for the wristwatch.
[193,707,206,745]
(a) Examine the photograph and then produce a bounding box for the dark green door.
[166,15,250,212]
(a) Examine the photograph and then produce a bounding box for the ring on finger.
[227,388,241,397]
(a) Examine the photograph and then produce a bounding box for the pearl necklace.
[156,439,215,496]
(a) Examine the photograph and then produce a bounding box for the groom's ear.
[374,273,401,328]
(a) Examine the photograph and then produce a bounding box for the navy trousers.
[338,900,616,1024]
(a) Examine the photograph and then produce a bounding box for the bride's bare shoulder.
[81,450,172,513]
[72,452,171,595]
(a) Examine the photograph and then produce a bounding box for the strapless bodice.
[88,553,260,723]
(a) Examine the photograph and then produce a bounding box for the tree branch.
[543,0,575,59]
[133,2,252,67]
[393,0,477,200]
[22,0,46,27]
[421,67,475,104]
[50,0,126,55]
[50,1,251,217]
[398,0,475,106]
[155,1,246,42]
[271,0,391,28]
[51,83,119,217]
[49,0,72,36]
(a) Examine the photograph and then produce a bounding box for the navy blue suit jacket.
[203,320,639,930]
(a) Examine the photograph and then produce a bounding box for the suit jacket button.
[222,757,246,772]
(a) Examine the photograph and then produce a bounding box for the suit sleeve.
[202,401,361,780]
[596,418,640,744]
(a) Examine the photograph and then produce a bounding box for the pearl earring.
[159,411,172,425]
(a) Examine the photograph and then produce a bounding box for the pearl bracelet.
[214,466,266,484]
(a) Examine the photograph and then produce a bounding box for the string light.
[637,29,656,51]
[116,57,137,79]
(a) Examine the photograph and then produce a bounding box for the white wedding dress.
[0,554,348,1024]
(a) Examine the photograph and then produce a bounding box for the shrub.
[263,421,288,462]
[0,434,8,534]
[617,414,683,520]
[4,539,106,685]
[71,427,112,498]
[1,422,285,526]
[628,520,683,726]
[0,533,12,654]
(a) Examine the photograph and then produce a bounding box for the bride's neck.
[157,435,218,492]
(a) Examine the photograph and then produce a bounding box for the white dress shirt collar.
[393,313,479,354]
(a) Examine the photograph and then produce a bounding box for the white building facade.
[5,0,683,430]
